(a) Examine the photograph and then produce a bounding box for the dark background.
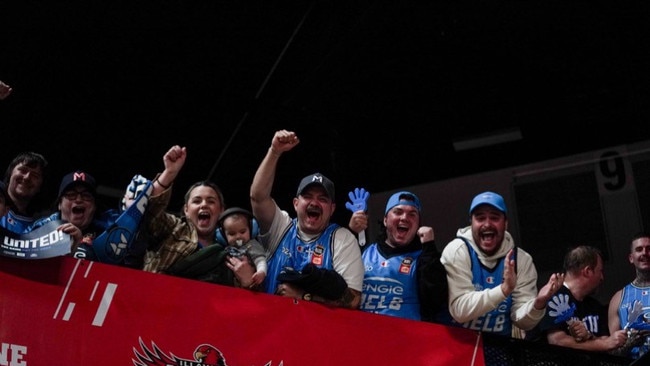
[1,1,649,223]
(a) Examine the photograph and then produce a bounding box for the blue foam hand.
[626,301,650,331]
[548,294,576,324]
[624,300,645,330]
[345,187,370,213]
[558,303,577,323]
[628,318,650,331]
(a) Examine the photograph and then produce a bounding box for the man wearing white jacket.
[438,191,564,338]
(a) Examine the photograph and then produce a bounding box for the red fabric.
[0,255,484,365]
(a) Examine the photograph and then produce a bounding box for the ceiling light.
[453,127,523,152]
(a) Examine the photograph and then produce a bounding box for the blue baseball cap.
[469,191,506,215]
[385,191,421,215]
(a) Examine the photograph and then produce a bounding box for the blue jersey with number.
[359,242,421,320]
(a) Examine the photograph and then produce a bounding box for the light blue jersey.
[437,238,513,336]
[360,243,421,320]
[618,283,650,359]
[0,210,38,233]
[264,219,338,294]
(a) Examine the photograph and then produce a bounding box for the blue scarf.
[92,179,153,264]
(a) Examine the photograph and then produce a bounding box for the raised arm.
[0,80,12,100]
[152,145,187,196]
[417,226,449,322]
[347,210,368,235]
[250,130,299,231]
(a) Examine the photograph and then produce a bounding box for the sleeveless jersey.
[618,283,650,359]
[437,238,513,336]
[264,219,338,295]
[0,210,37,233]
[359,243,422,320]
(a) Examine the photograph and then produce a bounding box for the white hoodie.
[440,226,545,331]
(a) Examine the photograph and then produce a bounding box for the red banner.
[0,255,484,365]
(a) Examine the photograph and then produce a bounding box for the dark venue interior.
[2,1,649,226]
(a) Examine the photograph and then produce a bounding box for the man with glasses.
[29,170,102,259]
[56,171,99,243]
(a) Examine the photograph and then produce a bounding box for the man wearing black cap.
[250,129,364,309]
[57,171,98,229]
[28,170,102,257]
[438,191,564,338]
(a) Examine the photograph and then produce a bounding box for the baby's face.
[222,215,251,246]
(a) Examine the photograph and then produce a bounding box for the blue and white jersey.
[28,212,61,230]
[264,218,338,295]
[360,243,421,320]
[438,239,513,336]
[619,283,650,327]
[618,283,650,359]
[0,210,37,233]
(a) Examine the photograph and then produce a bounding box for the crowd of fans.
[1,124,648,362]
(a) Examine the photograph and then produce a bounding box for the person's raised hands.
[163,145,187,175]
[500,249,518,296]
[346,187,370,244]
[0,80,12,100]
[417,226,434,243]
[271,130,299,154]
[535,272,565,310]
[348,211,368,235]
